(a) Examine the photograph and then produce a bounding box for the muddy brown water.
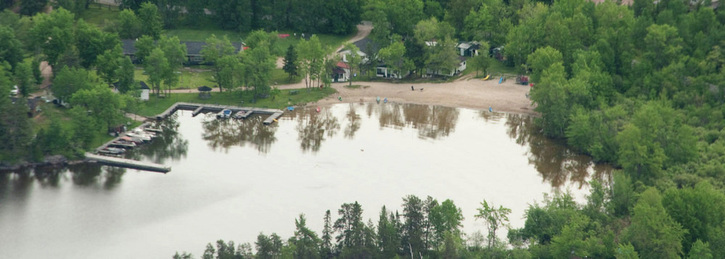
[0,103,611,258]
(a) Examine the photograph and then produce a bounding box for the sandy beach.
[277,75,536,115]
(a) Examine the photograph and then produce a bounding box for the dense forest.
[3,0,725,257]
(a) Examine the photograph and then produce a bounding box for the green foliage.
[663,181,725,254]
[615,243,640,259]
[475,200,511,248]
[0,25,23,70]
[138,2,162,39]
[30,8,75,68]
[0,63,32,162]
[14,59,34,97]
[623,187,685,259]
[20,0,48,16]
[117,9,142,39]
[527,46,564,83]
[283,45,298,82]
[52,66,97,103]
[530,62,569,138]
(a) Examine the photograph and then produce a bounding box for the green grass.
[79,3,121,28]
[135,87,337,117]
[165,29,246,42]
[34,102,141,152]
[271,69,302,85]
[488,60,519,75]
[134,69,216,89]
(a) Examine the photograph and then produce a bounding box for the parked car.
[10,85,18,96]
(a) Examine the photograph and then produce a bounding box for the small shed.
[139,81,150,101]
[198,86,212,99]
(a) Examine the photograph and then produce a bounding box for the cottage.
[139,81,150,101]
[456,41,481,57]
[333,61,351,82]
[121,39,244,65]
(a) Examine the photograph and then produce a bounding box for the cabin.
[376,64,410,79]
[139,81,150,101]
[457,41,481,57]
[121,39,244,65]
[333,61,350,82]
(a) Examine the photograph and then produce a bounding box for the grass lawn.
[135,87,337,117]
[79,3,121,28]
[34,102,142,153]
[488,60,519,75]
[134,68,216,89]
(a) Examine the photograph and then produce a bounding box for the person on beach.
[411,85,415,91]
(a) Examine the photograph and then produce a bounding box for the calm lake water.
[0,103,610,258]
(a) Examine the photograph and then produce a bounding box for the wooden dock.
[155,102,284,124]
[263,111,284,125]
[85,153,170,173]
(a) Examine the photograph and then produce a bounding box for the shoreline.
[294,76,537,115]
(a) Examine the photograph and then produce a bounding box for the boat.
[126,131,152,142]
[217,109,232,119]
[99,147,125,155]
[144,127,162,133]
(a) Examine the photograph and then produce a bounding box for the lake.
[0,103,610,258]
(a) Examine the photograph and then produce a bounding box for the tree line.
[174,194,519,259]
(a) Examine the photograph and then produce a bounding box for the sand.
[277,75,536,115]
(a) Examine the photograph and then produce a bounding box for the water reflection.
[295,108,341,152]
[373,103,460,139]
[127,114,189,162]
[0,163,125,193]
[402,104,459,139]
[201,114,277,153]
[503,114,612,188]
[344,104,361,139]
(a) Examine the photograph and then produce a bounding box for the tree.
[402,195,426,257]
[215,55,242,92]
[530,62,570,138]
[333,202,366,255]
[615,243,640,259]
[117,9,142,39]
[256,233,283,259]
[283,45,298,82]
[643,24,683,69]
[413,17,454,45]
[30,8,75,69]
[96,45,124,86]
[71,84,126,130]
[424,36,459,76]
[0,62,32,162]
[663,182,725,255]
[321,210,333,258]
[241,44,275,96]
[137,2,162,39]
[14,60,34,97]
[290,214,321,259]
[201,34,236,91]
[54,0,90,17]
[428,199,464,249]
[144,47,169,96]
[0,25,23,70]
[527,46,564,83]
[322,0,363,35]
[475,200,511,248]
[76,19,119,68]
[134,35,155,63]
[377,206,401,258]
[116,56,135,93]
[296,35,325,88]
[468,48,491,76]
[623,187,685,259]
[20,0,48,15]
[378,40,412,79]
[688,240,713,259]
[158,35,187,95]
[52,66,96,103]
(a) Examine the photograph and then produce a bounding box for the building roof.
[336,61,350,69]
[352,37,380,56]
[121,39,244,56]
[197,86,212,92]
[139,81,150,90]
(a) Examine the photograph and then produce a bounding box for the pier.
[85,153,170,173]
[155,102,284,124]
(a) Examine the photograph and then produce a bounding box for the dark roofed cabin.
[121,39,243,65]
